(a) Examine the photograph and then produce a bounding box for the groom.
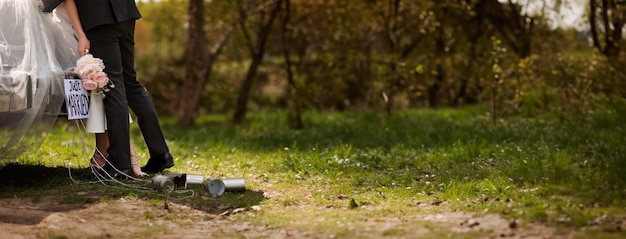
[71,0,174,176]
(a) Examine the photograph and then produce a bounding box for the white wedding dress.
[0,0,112,166]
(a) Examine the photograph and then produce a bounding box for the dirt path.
[0,195,594,239]
[0,196,303,239]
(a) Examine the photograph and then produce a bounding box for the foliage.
[130,1,624,128]
[487,49,625,120]
[135,0,188,114]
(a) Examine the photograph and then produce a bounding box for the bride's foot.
[90,153,107,168]
[131,154,147,178]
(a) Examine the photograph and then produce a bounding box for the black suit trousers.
[86,20,169,169]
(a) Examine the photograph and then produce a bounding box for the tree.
[135,0,613,119]
[136,1,188,114]
[233,0,283,124]
[589,0,625,57]
[473,0,536,58]
[280,0,304,129]
[178,0,253,128]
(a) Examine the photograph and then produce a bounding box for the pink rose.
[77,64,101,79]
[76,54,94,67]
[93,71,109,88]
[76,54,104,70]
[82,79,98,90]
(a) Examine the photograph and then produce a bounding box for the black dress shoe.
[141,152,175,174]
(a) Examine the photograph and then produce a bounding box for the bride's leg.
[130,141,146,177]
[91,132,109,167]
[92,130,145,177]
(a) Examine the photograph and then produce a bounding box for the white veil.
[0,0,78,167]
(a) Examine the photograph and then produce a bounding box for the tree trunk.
[382,0,400,116]
[589,0,624,57]
[178,0,253,128]
[179,0,209,128]
[454,14,483,106]
[233,0,283,124]
[474,0,534,58]
[590,0,600,50]
[280,0,303,129]
[428,3,447,107]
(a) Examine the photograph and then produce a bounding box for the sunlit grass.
[4,100,626,237]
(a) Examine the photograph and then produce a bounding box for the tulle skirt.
[0,0,79,166]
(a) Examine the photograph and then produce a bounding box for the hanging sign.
[63,78,90,120]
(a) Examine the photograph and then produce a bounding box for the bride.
[0,0,71,167]
[0,0,145,177]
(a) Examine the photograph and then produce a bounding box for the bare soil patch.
[0,195,304,239]
[0,195,596,239]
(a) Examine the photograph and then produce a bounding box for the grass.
[2,100,626,238]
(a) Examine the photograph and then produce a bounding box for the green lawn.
[3,102,626,237]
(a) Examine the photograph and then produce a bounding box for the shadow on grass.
[0,164,92,225]
[0,163,266,225]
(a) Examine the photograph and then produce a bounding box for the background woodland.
[132,0,626,128]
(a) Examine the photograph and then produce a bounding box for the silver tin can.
[163,172,187,188]
[221,178,246,192]
[204,178,225,196]
[151,175,175,193]
[185,174,204,186]
[203,178,246,196]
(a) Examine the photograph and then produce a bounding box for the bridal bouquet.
[75,54,114,98]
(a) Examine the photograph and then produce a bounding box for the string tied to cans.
[152,173,245,196]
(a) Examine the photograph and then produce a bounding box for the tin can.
[163,172,187,188]
[202,178,246,196]
[185,174,204,186]
[221,178,246,192]
[151,175,175,193]
[204,178,225,196]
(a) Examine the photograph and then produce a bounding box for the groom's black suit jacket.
[75,0,141,31]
